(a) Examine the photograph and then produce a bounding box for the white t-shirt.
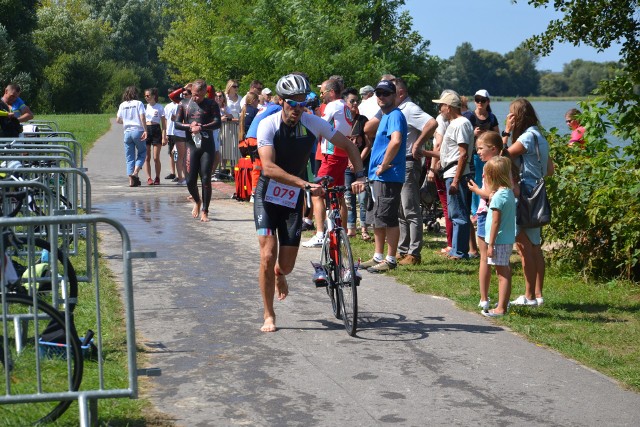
[440,116,474,179]
[358,95,380,120]
[164,102,185,138]
[226,94,241,118]
[116,100,145,132]
[145,103,165,125]
[320,99,352,157]
[398,97,434,156]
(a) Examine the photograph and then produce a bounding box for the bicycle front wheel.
[336,228,358,336]
[0,293,84,425]
[320,235,341,319]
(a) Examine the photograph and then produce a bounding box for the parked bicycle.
[307,176,361,336]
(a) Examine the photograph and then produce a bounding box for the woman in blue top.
[503,98,554,308]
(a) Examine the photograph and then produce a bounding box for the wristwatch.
[501,131,511,137]
[354,169,366,179]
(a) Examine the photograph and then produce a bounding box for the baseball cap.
[375,80,396,94]
[261,88,272,95]
[432,91,461,108]
[474,89,490,99]
[359,85,374,96]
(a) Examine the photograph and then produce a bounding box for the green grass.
[341,230,640,392]
[2,114,172,425]
[36,114,112,157]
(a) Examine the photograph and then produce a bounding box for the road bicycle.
[307,176,361,336]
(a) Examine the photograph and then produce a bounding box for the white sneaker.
[511,295,538,307]
[478,299,490,310]
[302,235,324,248]
[536,297,544,306]
[250,195,255,203]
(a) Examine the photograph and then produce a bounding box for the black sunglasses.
[375,90,393,97]
[475,97,488,103]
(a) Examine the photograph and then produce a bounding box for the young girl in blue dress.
[481,156,516,317]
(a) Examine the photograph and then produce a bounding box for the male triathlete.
[255,73,366,332]
[174,79,221,222]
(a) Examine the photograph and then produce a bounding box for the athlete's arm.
[200,101,221,131]
[329,131,366,193]
[258,145,322,195]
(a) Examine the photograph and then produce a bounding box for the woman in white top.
[225,79,241,119]
[116,86,147,187]
[144,88,167,185]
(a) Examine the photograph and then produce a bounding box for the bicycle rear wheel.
[336,228,358,336]
[320,235,341,319]
[0,293,84,425]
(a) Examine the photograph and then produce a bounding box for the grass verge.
[340,229,640,392]
[2,114,173,425]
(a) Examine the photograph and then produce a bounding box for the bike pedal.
[314,280,329,288]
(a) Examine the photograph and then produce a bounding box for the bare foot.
[191,201,201,218]
[200,211,210,222]
[261,316,277,332]
[275,273,288,301]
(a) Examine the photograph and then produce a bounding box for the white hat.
[261,88,272,95]
[474,89,490,99]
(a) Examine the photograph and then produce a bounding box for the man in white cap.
[359,85,374,100]
[432,90,474,260]
[258,88,273,114]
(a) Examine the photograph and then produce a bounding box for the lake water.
[477,100,627,148]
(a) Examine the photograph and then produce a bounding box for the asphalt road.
[85,119,640,426]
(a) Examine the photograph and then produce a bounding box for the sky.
[402,0,622,72]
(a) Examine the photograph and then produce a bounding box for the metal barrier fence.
[0,165,92,267]
[0,214,156,426]
[1,136,86,208]
[25,120,59,132]
[219,120,240,170]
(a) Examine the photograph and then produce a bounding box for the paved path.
[86,119,640,426]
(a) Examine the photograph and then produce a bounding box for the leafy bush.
[544,98,640,280]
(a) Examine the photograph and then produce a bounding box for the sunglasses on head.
[284,99,308,108]
[475,97,488,103]
[375,90,392,98]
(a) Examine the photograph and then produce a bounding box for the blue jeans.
[124,129,146,175]
[344,168,368,229]
[470,152,485,215]
[445,174,472,258]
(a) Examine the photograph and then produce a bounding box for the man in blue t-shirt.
[360,80,407,273]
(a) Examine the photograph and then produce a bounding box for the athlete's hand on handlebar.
[351,178,366,194]
[304,183,324,197]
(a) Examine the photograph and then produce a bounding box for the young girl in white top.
[467,131,503,310]
[144,88,167,185]
[480,155,517,317]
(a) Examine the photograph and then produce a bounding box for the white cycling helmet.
[276,74,311,98]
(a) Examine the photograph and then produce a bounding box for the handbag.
[516,133,551,228]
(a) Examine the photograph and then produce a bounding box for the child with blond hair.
[467,131,503,310]
[480,155,516,316]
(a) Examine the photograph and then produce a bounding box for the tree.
[517,0,640,279]
[159,0,438,105]
[0,0,44,101]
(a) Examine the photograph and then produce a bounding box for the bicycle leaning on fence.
[308,175,362,337]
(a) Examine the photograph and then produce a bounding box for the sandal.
[361,230,371,241]
[147,177,154,185]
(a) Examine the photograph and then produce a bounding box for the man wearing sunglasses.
[360,80,408,273]
[254,73,366,333]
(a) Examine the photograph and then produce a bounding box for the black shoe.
[164,173,176,180]
[301,222,314,232]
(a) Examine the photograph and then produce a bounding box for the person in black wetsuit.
[254,73,367,333]
[174,79,221,222]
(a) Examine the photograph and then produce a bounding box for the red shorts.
[317,154,348,186]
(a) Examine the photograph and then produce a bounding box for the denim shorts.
[476,212,487,239]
